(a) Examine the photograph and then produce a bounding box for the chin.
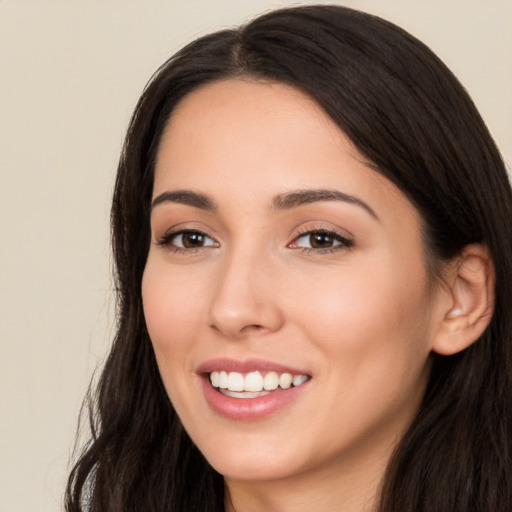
[211,457,301,482]
[197,435,308,482]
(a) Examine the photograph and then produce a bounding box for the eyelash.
[155,227,354,254]
[156,229,219,253]
[290,227,354,254]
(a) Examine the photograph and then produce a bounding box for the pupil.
[183,232,204,248]
[310,233,333,248]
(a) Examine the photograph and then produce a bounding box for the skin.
[142,79,453,512]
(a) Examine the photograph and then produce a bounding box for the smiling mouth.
[208,370,310,399]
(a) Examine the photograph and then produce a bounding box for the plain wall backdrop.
[0,1,510,511]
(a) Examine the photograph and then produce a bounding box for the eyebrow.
[151,190,217,211]
[272,189,379,220]
[151,188,378,220]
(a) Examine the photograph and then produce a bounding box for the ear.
[432,244,495,356]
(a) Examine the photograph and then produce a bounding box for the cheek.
[141,259,205,361]
[294,254,433,370]
[141,259,211,422]
[290,255,435,446]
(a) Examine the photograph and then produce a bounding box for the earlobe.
[432,244,495,356]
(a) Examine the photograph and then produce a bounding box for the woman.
[66,5,512,511]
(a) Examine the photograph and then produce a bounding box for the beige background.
[0,1,510,511]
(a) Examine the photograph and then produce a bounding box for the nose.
[207,250,285,339]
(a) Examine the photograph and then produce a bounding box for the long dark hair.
[66,5,512,511]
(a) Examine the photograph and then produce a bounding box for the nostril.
[208,293,285,337]
[241,324,264,332]
[209,323,263,332]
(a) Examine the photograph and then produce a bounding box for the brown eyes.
[295,232,351,250]
[176,231,215,248]
[157,230,218,249]
[157,228,353,253]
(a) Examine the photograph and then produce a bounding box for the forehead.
[153,79,414,222]
[158,78,348,168]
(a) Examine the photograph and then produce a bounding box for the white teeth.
[227,372,244,391]
[219,371,228,389]
[208,370,309,394]
[292,374,308,386]
[279,373,293,389]
[263,371,279,390]
[244,371,264,392]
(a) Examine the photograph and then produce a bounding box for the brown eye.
[181,232,207,248]
[309,233,335,248]
[158,230,218,249]
[291,229,353,252]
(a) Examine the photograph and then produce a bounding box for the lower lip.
[200,376,310,421]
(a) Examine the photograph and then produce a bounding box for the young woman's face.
[142,79,444,484]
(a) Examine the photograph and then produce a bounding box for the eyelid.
[155,225,220,250]
[287,224,354,253]
[290,222,354,241]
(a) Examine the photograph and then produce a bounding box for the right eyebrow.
[150,190,217,212]
[272,188,379,220]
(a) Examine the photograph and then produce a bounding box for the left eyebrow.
[150,190,217,212]
[272,189,379,220]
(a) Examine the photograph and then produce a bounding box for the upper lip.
[196,357,310,375]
